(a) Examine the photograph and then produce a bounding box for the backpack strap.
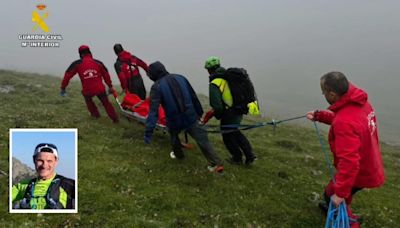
[212,78,228,94]
[18,175,75,209]
[211,78,232,108]
[59,176,75,209]
[19,178,37,209]
[44,175,63,209]
[46,174,75,209]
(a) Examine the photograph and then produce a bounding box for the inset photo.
[9,129,77,213]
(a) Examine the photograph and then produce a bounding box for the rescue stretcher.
[112,91,167,132]
[112,91,193,149]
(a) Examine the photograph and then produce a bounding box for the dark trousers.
[84,93,118,122]
[170,122,223,166]
[221,129,254,162]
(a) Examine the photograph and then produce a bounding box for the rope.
[273,115,308,124]
[205,115,307,134]
[325,201,350,228]
[313,121,350,228]
[313,122,335,182]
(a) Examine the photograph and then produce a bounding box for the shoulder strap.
[211,78,231,108]
[211,78,228,93]
[19,175,74,209]
[19,178,37,209]
[45,174,75,209]
[45,175,64,209]
[59,176,75,209]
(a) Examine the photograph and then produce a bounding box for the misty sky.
[1,0,399,144]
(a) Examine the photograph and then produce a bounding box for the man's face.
[320,80,338,105]
[34,152,58,180]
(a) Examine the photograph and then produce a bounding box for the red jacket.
[315,84,385,198]
[116,51,148,91]
[61,54,113,96]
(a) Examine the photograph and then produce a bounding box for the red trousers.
[83,93,118,122]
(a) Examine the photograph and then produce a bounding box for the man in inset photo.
[12,142,75,210]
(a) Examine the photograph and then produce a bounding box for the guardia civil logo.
[18,1,63,48]
[32,3,49,32]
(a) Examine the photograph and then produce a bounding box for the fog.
[1,0,399,145]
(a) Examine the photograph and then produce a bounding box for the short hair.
[320,71,349,96]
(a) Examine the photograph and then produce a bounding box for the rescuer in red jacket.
[113,44,148,100]
[307,71,385,227]
[61,45,119,123]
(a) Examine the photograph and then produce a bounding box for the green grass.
[0,70,399,227]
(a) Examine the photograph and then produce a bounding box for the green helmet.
[204,56,221,69]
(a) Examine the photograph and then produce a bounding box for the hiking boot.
[226,157,242,165]
[245,156,257,165]
[207,165,224,173]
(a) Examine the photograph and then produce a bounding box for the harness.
[19,174,74,209]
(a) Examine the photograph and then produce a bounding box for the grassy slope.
[0,70,399,227]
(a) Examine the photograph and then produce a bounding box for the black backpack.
[221,68,257,114]
[125,59,147,100]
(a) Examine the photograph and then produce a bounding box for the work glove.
[144,134,152,144]
[60,89,66,97]
[201,110,214,125]
[247,101,260,115]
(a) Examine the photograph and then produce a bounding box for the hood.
[147,61,169,81]
[118,50,132,63]
[78,45,90,53]
[79,45,92,58]
[328,83,368,112]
